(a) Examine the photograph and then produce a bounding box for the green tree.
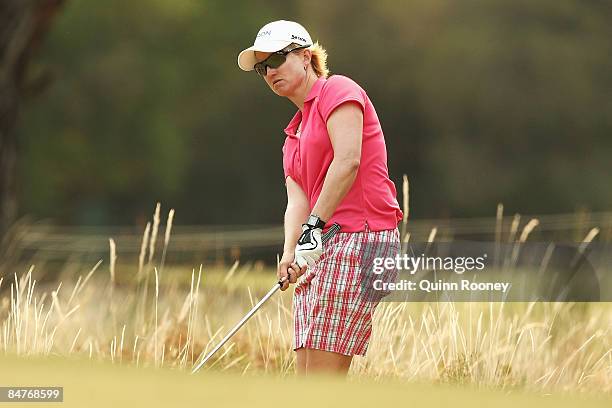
[0,0,65,239]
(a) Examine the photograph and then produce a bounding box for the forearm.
[311,158,359,222]
[283,202,310,254]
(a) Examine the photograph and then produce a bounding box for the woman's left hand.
[295,224,323,268]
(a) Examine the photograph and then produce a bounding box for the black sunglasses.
[253,44,310,76]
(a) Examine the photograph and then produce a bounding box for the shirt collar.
[284,110,302,137]
[304,75,326,103]
[283,76,327,137]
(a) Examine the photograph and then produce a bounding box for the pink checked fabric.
[293,224,400,356]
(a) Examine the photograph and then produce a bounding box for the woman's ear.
[303,49,312,67]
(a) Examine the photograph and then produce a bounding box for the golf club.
[191,222,341,374]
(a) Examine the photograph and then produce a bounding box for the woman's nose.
[266,66,280,77]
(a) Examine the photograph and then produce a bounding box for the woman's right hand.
[278,251,307,291]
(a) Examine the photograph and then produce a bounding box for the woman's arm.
[283,176,310,253]
[278,175,310,290]
[311,102,363,221]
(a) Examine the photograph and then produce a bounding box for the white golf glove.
[295,223,323,268]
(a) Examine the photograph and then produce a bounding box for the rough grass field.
[1,201,611,400]
[1,354,611,408]
[1,264,610,394]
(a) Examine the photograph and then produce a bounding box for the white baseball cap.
[237,20,313,71]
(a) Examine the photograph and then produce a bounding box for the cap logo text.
[291,34,307,42]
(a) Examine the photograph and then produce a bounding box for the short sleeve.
[317,75,366,123]
[281,137,297,183]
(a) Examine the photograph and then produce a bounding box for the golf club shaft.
[191,222,341,374]
[191,281,282,373]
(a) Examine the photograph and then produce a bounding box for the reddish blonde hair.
[308,41,329,78]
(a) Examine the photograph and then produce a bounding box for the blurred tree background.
[11,0,612,226]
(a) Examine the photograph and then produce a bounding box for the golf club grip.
[322,222,341,244]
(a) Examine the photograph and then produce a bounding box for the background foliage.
[17,0,612,225]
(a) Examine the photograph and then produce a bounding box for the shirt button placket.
[297,123,302,166]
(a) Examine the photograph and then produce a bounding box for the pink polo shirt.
[282,74,403,233]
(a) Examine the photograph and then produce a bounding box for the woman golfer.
[238,20,403,375]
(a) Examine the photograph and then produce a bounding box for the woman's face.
[254,47,310,97]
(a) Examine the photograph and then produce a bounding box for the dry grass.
[0,201,611,394]
[1,263,610,393]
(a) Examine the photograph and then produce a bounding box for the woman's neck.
[289,71,318,112]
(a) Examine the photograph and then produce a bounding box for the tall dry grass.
[0,201,610,394]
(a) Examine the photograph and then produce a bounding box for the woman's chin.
[272,81,291,96]
[274,90,290,97]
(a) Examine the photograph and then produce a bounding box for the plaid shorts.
[293,223,401,356]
